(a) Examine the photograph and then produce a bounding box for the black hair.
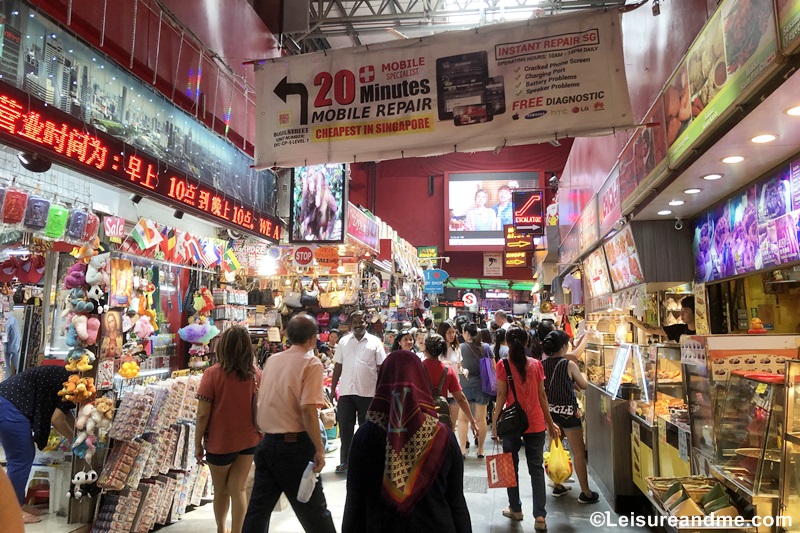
[542,330,570,355]
[464,322,481,347]
[681,295,695,313]
[494,328,506,361]
[437,320,459,351]
[537,320,556,342]
[329,329,340,338]
[506,326,529,383]
[287,314,319,345]
[391,329,413,352]
[424,334,447,359]
[481,328,493,344]
[424,317,433,328]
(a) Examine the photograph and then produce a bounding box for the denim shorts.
[461,385,490,406]
[206,446,256,466]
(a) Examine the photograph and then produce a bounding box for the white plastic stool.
[25,465,59,515]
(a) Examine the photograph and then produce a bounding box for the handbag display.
[300,279,320,308]
[284,278,303,308]
[340,277,359,306]
[317,311,331,328]
[319,280,342,309]
[496,359,529,438]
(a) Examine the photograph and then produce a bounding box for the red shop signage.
[0,81,283,243]
[346,203,380,254]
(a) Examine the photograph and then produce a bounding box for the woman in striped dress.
[541,330,598,504]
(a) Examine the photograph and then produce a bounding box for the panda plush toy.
[66,469,98,499]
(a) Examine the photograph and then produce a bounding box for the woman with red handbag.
[491,327,560,532]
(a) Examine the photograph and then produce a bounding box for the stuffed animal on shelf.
[72,398,114,463]
[64,262,87,289]
[59,375,96,404]
[133,315,154,339]
[65,324,79,347]
[65,349,95,372]
[66,469,98,499]
[87,285,109,314]
[85,253,110,287]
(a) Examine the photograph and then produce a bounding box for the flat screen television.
[289,164,347,243]
[444,170,541,251]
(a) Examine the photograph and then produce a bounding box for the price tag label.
[256,305,266,313]
[678,427,689,461]
[756,382,768,395]
[632,419,641,440]
[658,417,668,445]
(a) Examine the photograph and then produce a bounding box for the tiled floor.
[15,435,652,532]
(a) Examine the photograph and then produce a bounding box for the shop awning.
[446,278,536,292]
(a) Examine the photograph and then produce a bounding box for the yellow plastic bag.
[543,439,573,484]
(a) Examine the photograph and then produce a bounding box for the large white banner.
[255,10,634,168]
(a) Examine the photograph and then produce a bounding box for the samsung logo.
[525,110,547,120]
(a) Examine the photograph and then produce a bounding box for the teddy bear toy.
[66,469,98,499]
[87,285,109,314]
[119,360,140,378]
[85,253,110,287]
[64,262,87,289]
[133,315,154,339]
[60,375,96,403]
[65,349,95,372]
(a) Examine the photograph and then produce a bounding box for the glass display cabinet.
[683,342,716,475]
[586,342,606,387]
[712,371,783,525]
[781,360,800,531]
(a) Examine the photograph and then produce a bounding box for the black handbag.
[496,359,529,438]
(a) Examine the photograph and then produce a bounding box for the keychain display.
[23,194,50,231]
[82,211,101,241]
[44,202,69,239]
[66,207,88,241]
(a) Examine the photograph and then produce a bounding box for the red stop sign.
[294,246,314,266]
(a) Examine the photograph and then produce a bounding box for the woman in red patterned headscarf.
[342,350,472,533]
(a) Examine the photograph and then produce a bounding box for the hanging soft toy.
[180,289,221,369]
[87,285,109,314]
[65,348,96,373]
[119,360,140,378]
[193,287,215,316]
[133,315,154,339]
[58,375,96,404]
[72,398,113,463]
[66,470,98,499]
[85,253,110,287]
[64,262,87,289]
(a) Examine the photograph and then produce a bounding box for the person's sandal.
[502,507,523,521]
[335,463,348,474]
[534,518,547,531]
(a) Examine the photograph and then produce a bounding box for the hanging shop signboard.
[104,216,126,243]
[423,268,449,294]
[512,190,545,235]
[778,0,800,54]
[504,225,535,251]
[437,299,466,307]
[0,82,283,243]
[583,247,612,299]
[314,246,340,267]
[603,225,644,292]
[346,203,380,254]
[577,195,599,254]
[598,168,620,237]
[483,252,503,277]
[417,246,439,260]
[504,251,531,269]
[664,0,779,167]
[293,246,316,267]
[254,10,635,168]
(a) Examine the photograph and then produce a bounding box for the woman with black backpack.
[421,335,478,440]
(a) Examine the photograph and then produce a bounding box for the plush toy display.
[64,262,87,289]
[72,398,114,463]
[119,360,140,378]
[179,288,220,370]
[66,469,98,499]
[133,315,154,339]
[85,253,110,287]
[87,285,109,314]
[58,375,96,404]
[65,348,96,372]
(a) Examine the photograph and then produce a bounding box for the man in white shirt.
[494,310,512,331]
[330,311,386,474]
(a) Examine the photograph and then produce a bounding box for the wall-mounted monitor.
[444,170,540,251]
[289,164,347,243]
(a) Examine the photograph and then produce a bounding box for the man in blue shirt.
[494,185,513,227]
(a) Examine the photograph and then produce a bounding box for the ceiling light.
[702,174,723,181]
[785,106,800,116]
[722,156,745,164]
[669,200,685,206]
[658,210,672,216]
[751,134,776,143]
[684,188,702,194]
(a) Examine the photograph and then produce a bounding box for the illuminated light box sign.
[504,251,531,268]
[0,82,283,243]
[512,190,544,235]
[504,224,536,251]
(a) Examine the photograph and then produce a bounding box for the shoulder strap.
[436,364,448,396]
[502,359,519,399]
[423,364,436,393]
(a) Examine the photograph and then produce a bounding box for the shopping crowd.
[191,310,596,533]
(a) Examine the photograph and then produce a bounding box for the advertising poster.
[757,166,799,268]
[624,100,669,209]
[583,248,612,299]
[99,310,123,359]
[616,137,639,204]
[778,0,800,53]
[290,164,346,243]
[666,0,778,166]
[710,202,735,280]
[603,225,644,292]
[254,11,634,167]
[729,186,760,275]
[446,171,539,250]
[693,211,716,282]
[484,252,503,277]
[109,258,133,308]
[598,169,620,237]
[578,196,599,254]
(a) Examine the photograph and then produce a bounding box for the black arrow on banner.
[274,77,309,125]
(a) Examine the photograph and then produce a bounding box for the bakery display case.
[712,371,783,527]
[586,342,607,387]
[682,337,716,476]
[630,344,686,425]
[780,360,800,531]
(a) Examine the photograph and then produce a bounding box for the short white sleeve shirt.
[501,322,512,331]
[333,332,386,397]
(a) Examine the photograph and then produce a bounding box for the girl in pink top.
[196,326,262,533]
[491,327,560,532]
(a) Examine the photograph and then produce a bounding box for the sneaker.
[502,507,523,521]
[335,463,348,474]
[325,443,339,454]
[552,485,570,498]
[579,491,600,504]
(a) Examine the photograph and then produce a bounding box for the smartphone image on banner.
[485,76,506,115]
[453,104,493,126]
[436,51,489,121]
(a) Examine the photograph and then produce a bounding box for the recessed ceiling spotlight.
[684,188,702,194]
[751,134,776,143]
[658,210,672,216]
[722,156,745,164]
[785,106,800,116]
[669,200,685,206]
[702,174,723,180]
